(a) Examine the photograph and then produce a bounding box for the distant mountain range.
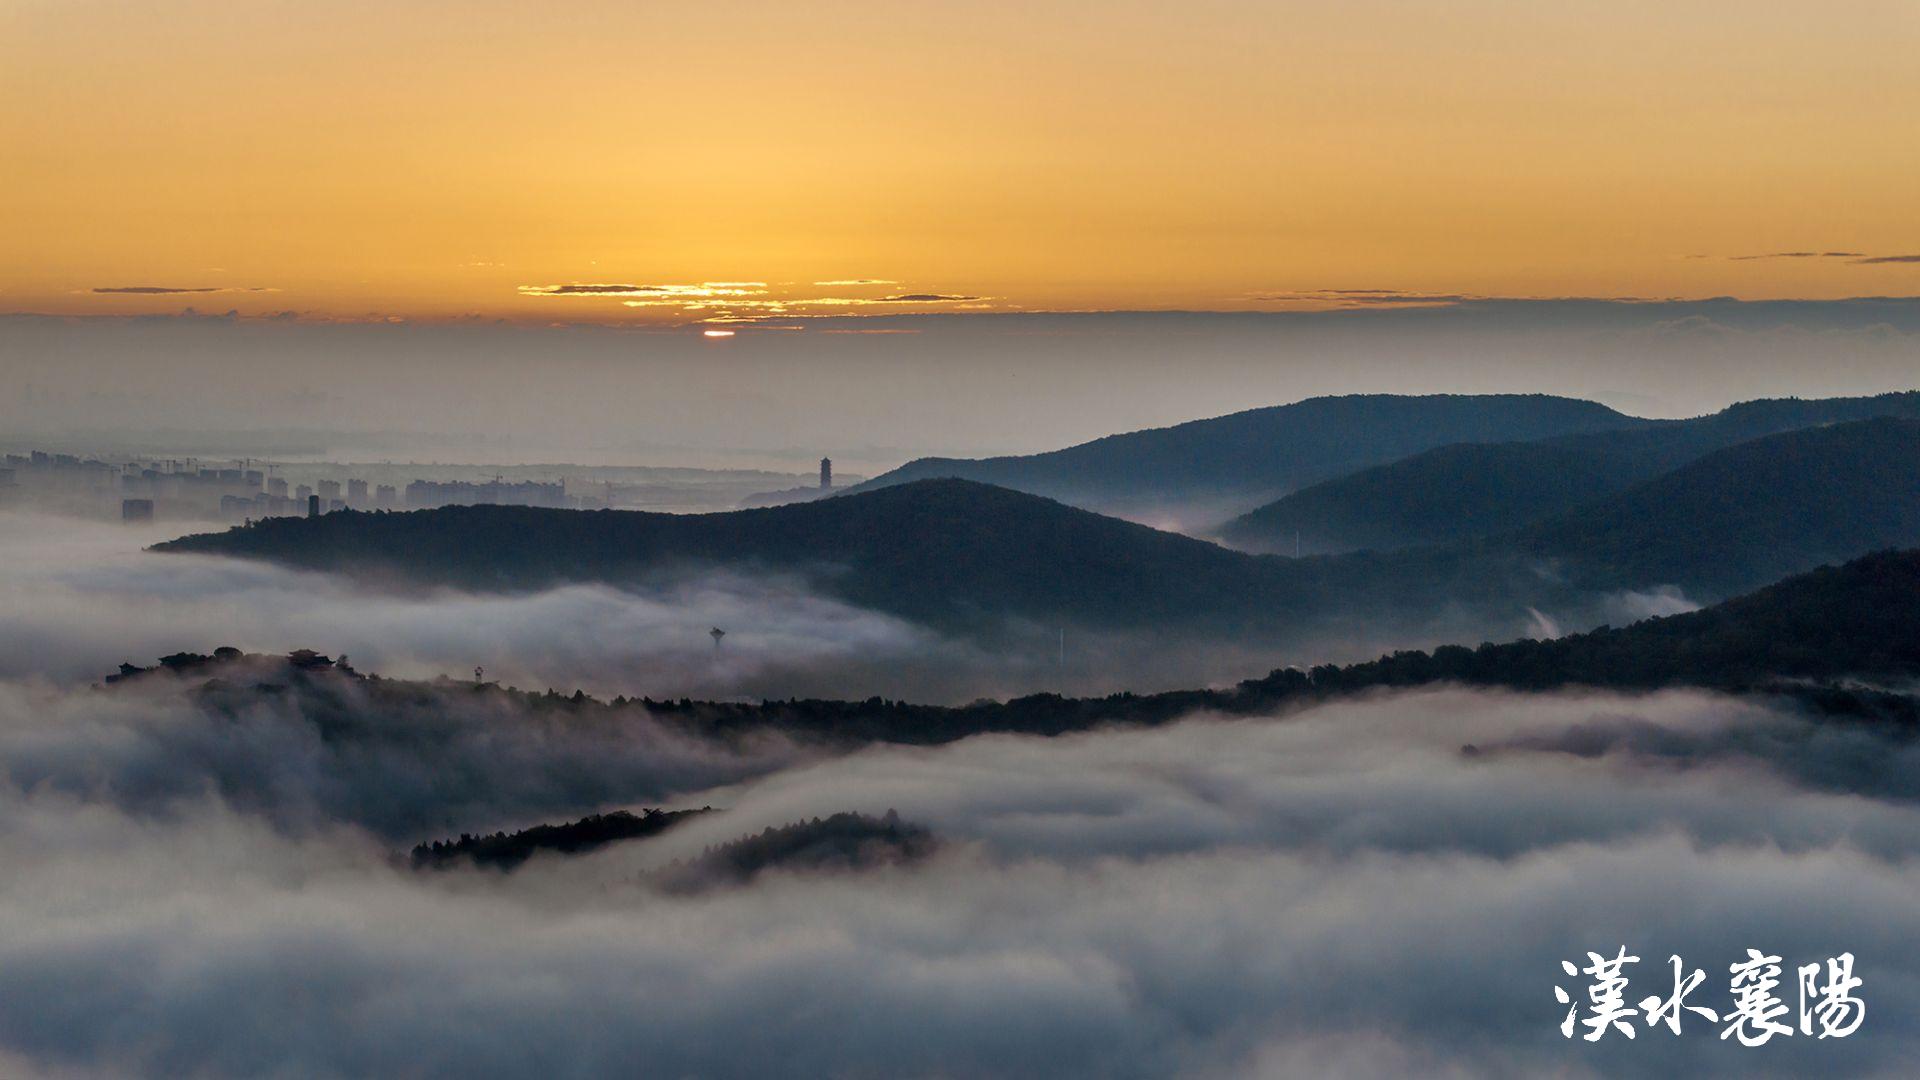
[844,393,1642,523]
[156,415,1920,656]
[1217,391,1920,554]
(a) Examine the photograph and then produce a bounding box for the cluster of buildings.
[216,475,382,520]
[2,451,124,517]
[238,476,570,520]
[1,450,580,524]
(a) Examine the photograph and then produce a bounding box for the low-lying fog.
[0,512,1690,706]
[0,675,1910,1078]
[0,512,1046,702]
[0,513,1334,702]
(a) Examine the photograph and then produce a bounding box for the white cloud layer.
[0,678,1915,1077]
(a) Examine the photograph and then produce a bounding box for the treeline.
[411,807,712,871]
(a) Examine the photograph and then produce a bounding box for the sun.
[701,328,736,338]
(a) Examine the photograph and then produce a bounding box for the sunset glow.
[2,1,1917,324]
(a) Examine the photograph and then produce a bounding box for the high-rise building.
[295,484,313,504]
[317,479,342,500]
[375,483,398,510]
[820,457,832,490]
[347,478,369,505]
[307,494,320,517]
[268,477,289,497]
[121,498,154,522]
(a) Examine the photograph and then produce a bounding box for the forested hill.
[1219,390,1920,554]
[109,550,1920,755]
[846,393,1639,520]
[157,479,1317,636]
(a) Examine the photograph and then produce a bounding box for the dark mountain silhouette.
[1220,391,1920,554]
[156,417,1920,654]
[846,393,1640,521]
[1508,416,1920,597]
[157,479,1325,639]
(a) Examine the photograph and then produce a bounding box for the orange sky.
[3,0,1918,324]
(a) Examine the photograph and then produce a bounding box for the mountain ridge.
[156,417,1920,658]
[1218,390,1920,554]
[845,393,1642,522]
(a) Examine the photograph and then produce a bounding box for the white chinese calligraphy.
[1639,955,1718,1035]
[1557,949,1640,1041]
[1798,952,1866,1039]
[1555,948,1862,1045]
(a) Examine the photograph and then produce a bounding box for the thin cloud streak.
[1726,252,1866,261]
[91,286,276,295]
[519,283,768,298]
[1250,288,1484,308]
[519,280,991,321]
[1719,251,1920,265]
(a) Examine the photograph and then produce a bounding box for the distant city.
[0,450,858,524]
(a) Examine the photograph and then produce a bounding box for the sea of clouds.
[1,508,1912,1076]
[0,669,1914,1078]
